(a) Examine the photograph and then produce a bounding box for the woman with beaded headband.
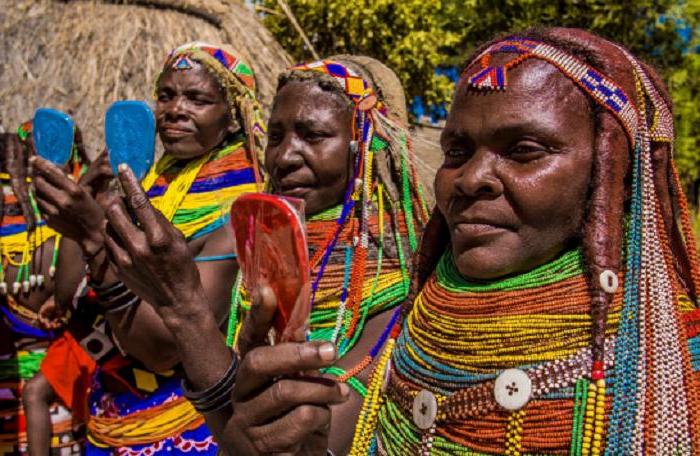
[29,42,264,455]
[92,55,428,454]
[343,27,700,455]
[0,127,88,455]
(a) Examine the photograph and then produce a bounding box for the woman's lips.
[452,221,511,240]
[160,127,194,139]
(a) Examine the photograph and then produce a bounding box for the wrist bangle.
[91,281,140,313]
[182,353,238,413]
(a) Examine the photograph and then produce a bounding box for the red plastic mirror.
[230,193,311,343]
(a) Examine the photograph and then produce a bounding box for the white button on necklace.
[412,389,438,430]
[494,368,532,411]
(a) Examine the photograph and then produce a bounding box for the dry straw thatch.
[0,0,440,199]
[0,0,292,156]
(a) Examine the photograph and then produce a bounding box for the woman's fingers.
[244,378,349,426]
[103,196,145,255]
[116,165,170,249]
[236,285,278,357]
[29,156,73,190]
[33,175,69,208]
[34,197,59,217]
[246,405,331,454]
[234,341,337,400]
[103,229,133,270]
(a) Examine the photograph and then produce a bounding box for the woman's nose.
[453,148,504,198]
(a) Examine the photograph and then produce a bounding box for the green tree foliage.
[258,0,699,185]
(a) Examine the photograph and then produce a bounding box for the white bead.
[22,281,30,293]
[0,282,6,295]
[37,275,45,287]
[494,368,531,411]
[29,275,37,287]
[412,389,438,430]
[354,178,363,192]
[599,269,619,293]
[12,282,20,294]
[49,266,56,278]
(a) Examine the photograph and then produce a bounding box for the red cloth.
[40,331,96,422]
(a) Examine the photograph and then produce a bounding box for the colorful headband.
[462,38,640,141]
[290,60,386,114]
[164,42,257,94]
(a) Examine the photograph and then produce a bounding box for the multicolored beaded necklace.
[227,60,428,393]
[352,248,625,454]
[142,134,259,240]
[351,37,700,455]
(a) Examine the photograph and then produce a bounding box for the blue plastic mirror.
[32,108,74,166]
[105,101,155,181]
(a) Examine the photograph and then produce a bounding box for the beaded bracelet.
[182,354,238,413]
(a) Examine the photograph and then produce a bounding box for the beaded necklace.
[142,135,258,240]
[351,248,625,455]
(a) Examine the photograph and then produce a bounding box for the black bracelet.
[182,354,239,413]
[104,295,141,314]
[89,279,124,294]
[90,281,140,313]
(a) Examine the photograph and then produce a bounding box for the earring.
[349,140,358,154]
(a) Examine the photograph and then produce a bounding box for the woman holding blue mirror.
[29,42,264,454]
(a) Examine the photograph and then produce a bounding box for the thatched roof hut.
[1,0,441,201]
[0,0,292,156]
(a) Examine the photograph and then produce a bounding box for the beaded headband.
[462,38,640,142]
[164,42,257,93]
[290,60,387,115]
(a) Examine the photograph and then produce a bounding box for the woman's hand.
[79,151,114,202]
[30,156,105,256]
[101,164,202,316]
[223,287,349,455]
[37,299,68,330]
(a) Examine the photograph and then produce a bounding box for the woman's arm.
[103,167,354,454]
[100,225,237,372]
[31,155,238,371]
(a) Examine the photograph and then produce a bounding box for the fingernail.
[339,383,350,397]
[318,343,336,362]
[118,163,127,172]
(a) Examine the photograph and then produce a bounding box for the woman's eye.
[157,93,170,102]
[305,131,325,142]
[268,131,283,144]
[191,98,210,106]
[508,143,548,162]
[445,149,468,158]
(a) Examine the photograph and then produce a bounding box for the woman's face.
[436,58,595,280]
[265,80,354,215]
[155,63,232,159]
